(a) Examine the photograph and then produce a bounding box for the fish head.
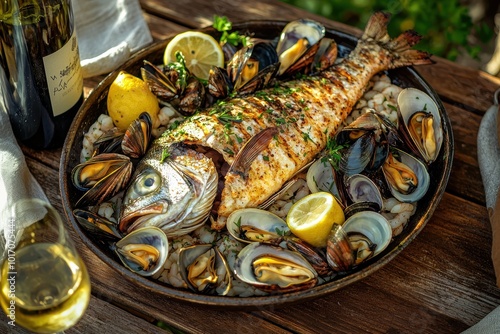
[119,142,218,237]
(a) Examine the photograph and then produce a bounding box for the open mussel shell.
[121,112,153,158]
[92,127,125,156]
[224,42,279,95]
[73,209,123,240]
[141,60,178,101]
[72,153,133,207]
[336,111,393,176]
[234,243,318,293]
[343,211,392,257]
[276,19,325,76]
[382,148,430,203]
[178,244,231,296]
[227,208,290,245]
[112,226,168,277]
[397,88,443,164]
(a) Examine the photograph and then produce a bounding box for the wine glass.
[0,199,91,333]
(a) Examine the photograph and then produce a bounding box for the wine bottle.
[0,0,83,149]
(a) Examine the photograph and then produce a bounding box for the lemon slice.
[164,31,224,80]
[286,192,345,248]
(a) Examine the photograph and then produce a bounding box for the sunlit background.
[280,0,499,74]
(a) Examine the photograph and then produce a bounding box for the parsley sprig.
[213,15,249,47]
[321,136,345,170]
[165,51,189,92]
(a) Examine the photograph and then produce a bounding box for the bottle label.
[42,29,83,117]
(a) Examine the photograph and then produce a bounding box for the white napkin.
[462,306,500,333]
[0,70,49,250]
[73,0,153,78]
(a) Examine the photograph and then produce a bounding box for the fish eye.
[125,169,161,203]
[131,169,161,198]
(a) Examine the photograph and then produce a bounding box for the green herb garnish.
[213,15,249,47]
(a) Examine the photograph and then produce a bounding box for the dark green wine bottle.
[0,0,83,149]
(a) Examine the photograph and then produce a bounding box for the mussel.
[208,42,280,98]
[382,148,430,202]
[71,153,133,207]
[336,111,400,176]
[233,243,318,293]
[91,112,153,158]
[397,88,443,164]
[121,112,153,158]
[73,209,122,240]
[111,226,169,276]
[141,60,205,116]
[178,244,231,295]
[276,19,326,76]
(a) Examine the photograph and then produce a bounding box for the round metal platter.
[59,21,454,309]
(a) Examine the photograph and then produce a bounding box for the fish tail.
[360,11,433,68]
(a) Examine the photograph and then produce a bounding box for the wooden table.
[4,0,500,333]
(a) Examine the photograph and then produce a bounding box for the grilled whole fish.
[120,12,432,236]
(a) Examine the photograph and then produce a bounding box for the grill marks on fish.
[125,12,432,233]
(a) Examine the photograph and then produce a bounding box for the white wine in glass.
[0,199,91,333]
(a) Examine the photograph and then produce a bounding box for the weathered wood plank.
[140,0,360,36]
[23,147,500,333]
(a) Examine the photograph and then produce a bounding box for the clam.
[276,19,326,76]
[306,158,341,200]
[342,211,392,258]
[233,242,318,293]
[286,238,331,277]
[71,153,133,207]
[382,148,430,202]
[397,88,443,164]
[178,244,231,295]
[226,208,290,245]
[73,209,122,240]
[111,226,168,276]
[345,173,383,211]
[121,112,153,158]
[325,224,355,273]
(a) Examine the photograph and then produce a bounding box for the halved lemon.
[163,31,224,80]
[286,192,345,248]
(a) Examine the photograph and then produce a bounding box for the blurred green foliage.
[280,0,494,60]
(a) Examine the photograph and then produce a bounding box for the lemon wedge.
[164,31,224,80]
[107,71,160,131]
[286,192,345,248]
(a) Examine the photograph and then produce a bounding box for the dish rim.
[59,20,454,309]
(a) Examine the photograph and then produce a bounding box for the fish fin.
[228,127,279,179]
[362,11,433,68]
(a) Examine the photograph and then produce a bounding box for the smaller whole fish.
[120,12,432,237]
